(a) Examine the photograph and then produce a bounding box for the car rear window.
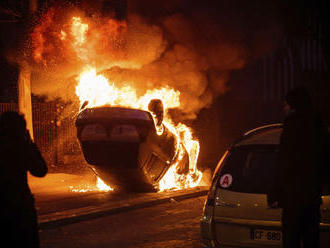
[217,145,279,194]
[218,145,330,195]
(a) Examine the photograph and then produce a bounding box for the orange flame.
[31,10,127,67]
[33,13,202,192]
[158,123,202,191]
[75,67,202,191]
[71,17,89,60]
[76,68,181,112]
[69,176,113,192]
[96,177,113,191]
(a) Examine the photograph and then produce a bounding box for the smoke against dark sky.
[28,0,285,120]
[106,0,284,119]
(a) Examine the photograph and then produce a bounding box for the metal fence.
[0,103,83,171]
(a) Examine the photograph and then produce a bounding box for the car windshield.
[217,145,330,195]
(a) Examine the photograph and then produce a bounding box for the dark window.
[216,144,330,196]
[217,145,278,194]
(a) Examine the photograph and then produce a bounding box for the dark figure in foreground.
[0,111,48,248]
[268,87,329,248]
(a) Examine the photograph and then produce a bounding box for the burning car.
[29,4,203,192]
[76,100,190,192]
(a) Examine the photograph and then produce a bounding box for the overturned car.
[75,101,189,192]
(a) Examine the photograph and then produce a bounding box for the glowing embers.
[69,176,113,192]
[71,17,89,60]
[96,176,113,191]
[31,13,127,66]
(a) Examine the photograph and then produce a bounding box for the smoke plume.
[28,0,283,120]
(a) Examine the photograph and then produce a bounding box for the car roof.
[233,124,283,147]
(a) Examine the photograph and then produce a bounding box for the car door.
[212,145,282,247]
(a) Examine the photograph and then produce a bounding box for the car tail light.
[201,151,229,248]
[201,177,218,247]
[205,150,229,206]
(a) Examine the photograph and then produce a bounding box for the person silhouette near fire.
[0,111,48,248]
[268,87,329,248]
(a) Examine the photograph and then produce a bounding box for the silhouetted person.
[0,111,47,248]
[268,87,329,248]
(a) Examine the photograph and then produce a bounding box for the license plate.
[251,229,282,242]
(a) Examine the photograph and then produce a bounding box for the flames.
[33,13,202,192]
[71,17,89,60]
[70,176,113,193]
[71,15,202,191]
[31,7,127,68]
[75,67,202,191]
[158,123,202,191]
[96,177,114,192]
[76,68,180,112]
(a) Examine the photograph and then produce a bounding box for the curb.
[38,187,208,229]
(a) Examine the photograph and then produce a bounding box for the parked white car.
[201,124,330,247]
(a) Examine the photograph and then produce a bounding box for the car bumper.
[203,216,330,248]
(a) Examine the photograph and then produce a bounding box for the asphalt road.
[39,195,206,248]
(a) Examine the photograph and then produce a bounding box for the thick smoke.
[29,0,283,120]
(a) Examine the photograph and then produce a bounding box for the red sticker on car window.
[220,174,233,188]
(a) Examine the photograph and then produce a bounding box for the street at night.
[1,0,330,248]
[28,171,208,247]
[39,195,206,248]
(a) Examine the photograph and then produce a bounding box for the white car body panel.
[212,188,330,247]
[201,124,330,248]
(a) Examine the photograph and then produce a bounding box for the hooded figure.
[268,87,328,248]
[0,111,48,248]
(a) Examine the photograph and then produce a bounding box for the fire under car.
[200,124,330,248]
[75,100,189,192]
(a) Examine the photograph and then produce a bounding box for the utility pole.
[18,0,37,140]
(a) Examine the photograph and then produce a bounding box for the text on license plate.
[251,229,282,242]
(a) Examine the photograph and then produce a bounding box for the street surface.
[39,195,206,248]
